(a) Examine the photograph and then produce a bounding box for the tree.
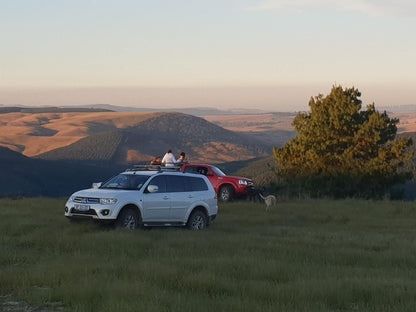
[273,85,413,198]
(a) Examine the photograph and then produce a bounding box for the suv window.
[184,176,209,191]
[184,166,208,176]
[149,175,209,193]
[183,166,196,174]
[148,175,166,192]
[166,175,185,192]
[101,174,150,190]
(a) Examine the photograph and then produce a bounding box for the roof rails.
[125,164,182,172]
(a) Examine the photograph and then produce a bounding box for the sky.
[1,0,416,112]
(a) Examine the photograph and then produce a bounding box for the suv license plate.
[75,204,90,211]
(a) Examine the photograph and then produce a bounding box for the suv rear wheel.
[187,210,207,230]
[219,185,234,202]
[116,207,141,229]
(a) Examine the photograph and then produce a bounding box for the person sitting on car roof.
[161,150,177,167]
[150,156,162,166]
[176,152,188,166]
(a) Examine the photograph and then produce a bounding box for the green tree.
[273,85,413,198]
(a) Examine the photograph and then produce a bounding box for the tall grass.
[1,198,416,311]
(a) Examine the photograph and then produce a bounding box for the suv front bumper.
[65,202,118,221]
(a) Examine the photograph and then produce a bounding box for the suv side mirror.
[92,182,102,189]
[206,171,214,177]
[147,185,159,193]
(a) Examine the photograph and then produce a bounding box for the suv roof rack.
[125,164,182,172]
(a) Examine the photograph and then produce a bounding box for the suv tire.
[187,210,207,230]
[116,207,141,229]
[219,185,234,202]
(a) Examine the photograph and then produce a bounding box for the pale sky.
[1,0,415,111]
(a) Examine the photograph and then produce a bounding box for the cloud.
[249,0,416,17]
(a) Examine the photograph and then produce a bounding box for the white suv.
[64,167,218,230]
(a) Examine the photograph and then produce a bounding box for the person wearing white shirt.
[161,150,177,167]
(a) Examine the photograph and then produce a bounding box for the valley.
[0,107,414,198]
[0,110,274,164]
[0,109,414,162]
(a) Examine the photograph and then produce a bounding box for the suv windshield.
[100,174,150,190]
[210,166,225,176]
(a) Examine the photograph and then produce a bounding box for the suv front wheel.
[116,207,141,229]
[187,210,207,230]
[219,185,234,202]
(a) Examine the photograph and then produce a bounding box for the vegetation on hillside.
[273,86,413,198]
[397,132,416,179]
[134,112,270,151]
[38,112,271,164]
[3,105,416,199]
[235,156,276,187]
[0,146,124,197]
[38,131,122,161]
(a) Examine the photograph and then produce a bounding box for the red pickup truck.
[181,164,255,201]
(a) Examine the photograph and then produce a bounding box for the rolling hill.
[0,110,166,156]
[0,109,274,197]
[2,106,414,198]
[0,110,272,164]
[35,112,272,164]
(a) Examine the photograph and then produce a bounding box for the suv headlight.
[238,179,248,185]
[100,198,118,205]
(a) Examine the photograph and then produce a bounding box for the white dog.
[259,194,277,211]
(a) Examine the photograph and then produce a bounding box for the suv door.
[200,166,219,192]
[165,175,189,222]
[183,165,215,187]
[142,175,171,222]
[204,167,220,191]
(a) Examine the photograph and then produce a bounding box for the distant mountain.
[72,104,230,115]
[62,104,274,116]
[0,106,112,114]
[0,104,270,116]
[379,105,416,113]
[37,112,271,164]
[2,103,415,115]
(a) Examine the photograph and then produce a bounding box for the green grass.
[1,198,416,311]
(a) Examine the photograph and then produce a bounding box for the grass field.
[1,198,416,311]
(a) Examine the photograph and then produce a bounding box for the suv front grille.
[70,208,97,216]
[73,197,100,204]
